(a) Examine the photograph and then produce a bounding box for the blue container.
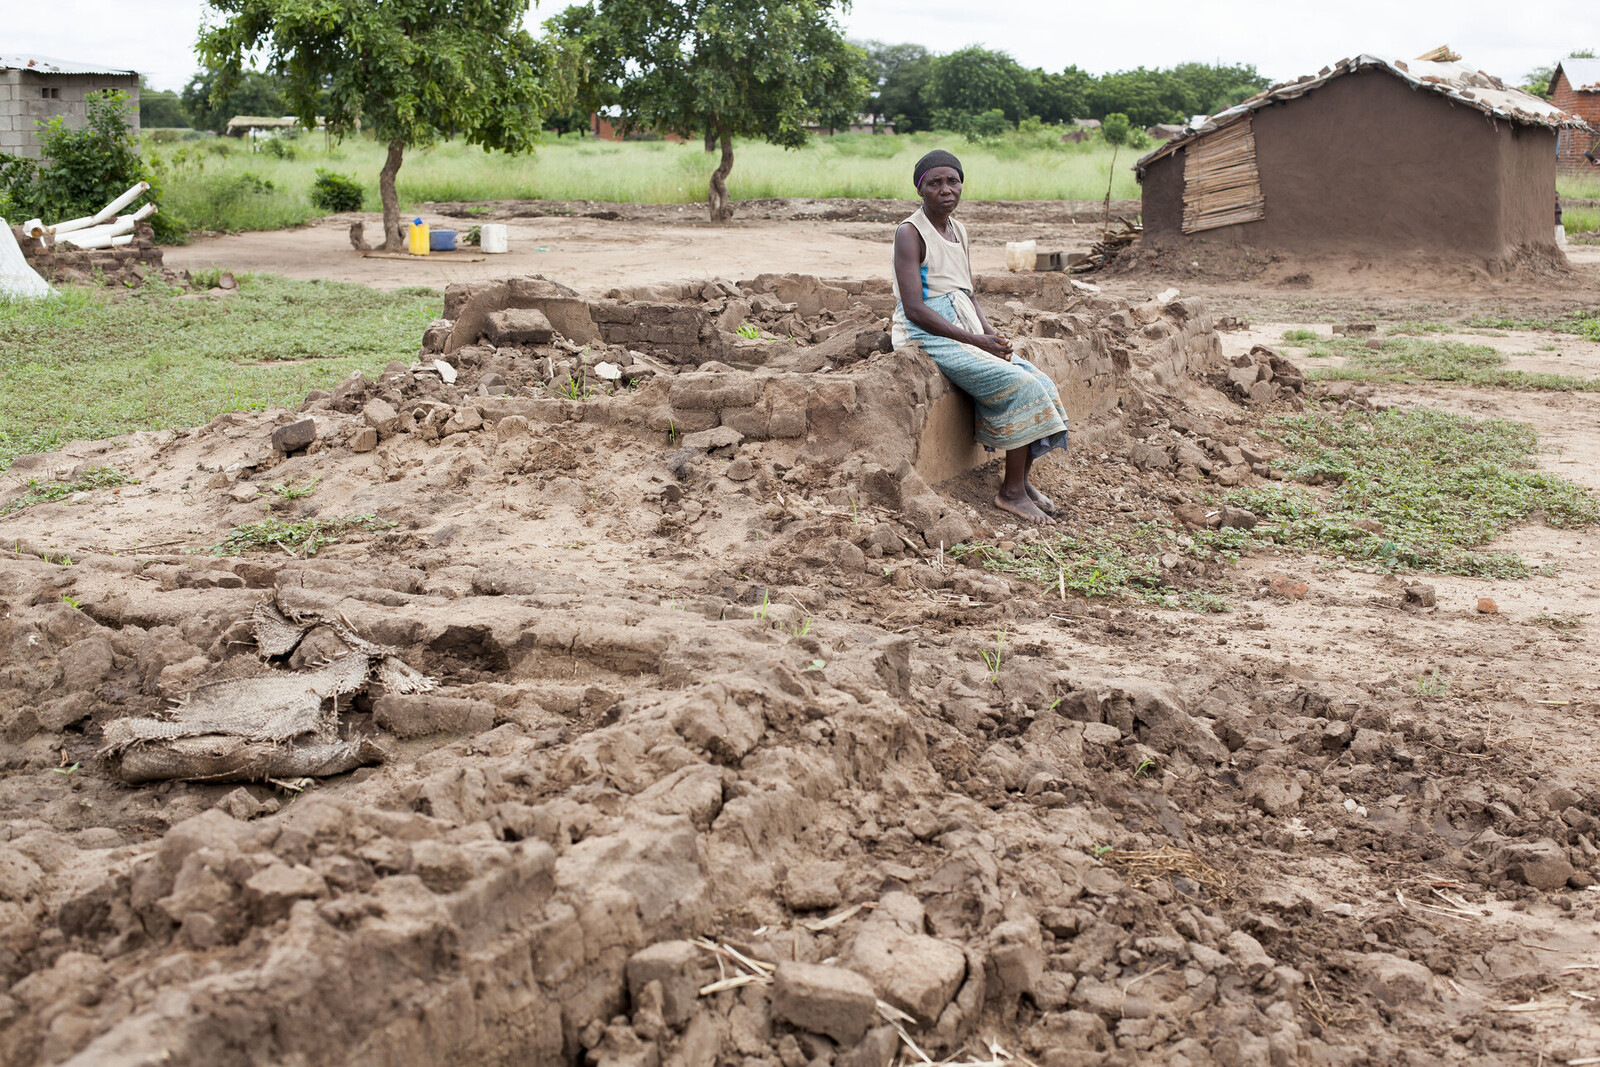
[429,229,458,251]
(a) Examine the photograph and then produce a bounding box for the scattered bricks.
[57,635,114,693]
[484,307,554,346]
[1493,839,1575,890]
[1247,380,1277,405]
[771,962,879,1045]
[1268,576,1309,599]
[1244,766,1303,815]
[1477,598,1499,614]
[329,372,371,413]
[1219,506,1259,530]
[372,694,495,738]
[987,918,1045,1001]
[350,426,378,453]
[836,1028,900,1067]
[271,418,317,454]
[243,863,328,924]
[681,426,743,452]
[1404,583,1437,608]
[718,405,770,439]
[497,415,531,440]
[725,457,756,482]
[766,378,809,438]
[627,940,705,1028]
[1360,952,1433,1006]
[363,399,401,436]
[1227,365,1259,393]
[669,374,761,411]
[848,923,967,1024]
[808,379,858,418]
[1129,440,1173,471]
[442,405,484,436]
[785,860,844,911]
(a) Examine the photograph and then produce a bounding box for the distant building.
[1551,58,1600,172]
[1135,55,1590,263]
[0,54,140,159]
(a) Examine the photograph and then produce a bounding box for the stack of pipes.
[21,182,158,251]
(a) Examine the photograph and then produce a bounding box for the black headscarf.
[914,149,963,190]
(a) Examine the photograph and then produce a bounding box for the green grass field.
[148,129,1147,236]
[0,276,438,469]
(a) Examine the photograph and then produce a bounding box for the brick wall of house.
[1552,70,1600,174]
[0,70,141,159]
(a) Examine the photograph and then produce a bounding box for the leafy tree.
[924,46,1028,126]
[199,0,556,250]
[1100,112,1130,222]
[877,48,934,132]
[138,80,190,129]
[180,68,288,134]
[556,0,867,221]
[858,41,929,130]
[1025,66,1093,125]
[1525,49,1597,99]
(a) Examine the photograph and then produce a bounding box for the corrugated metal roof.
[1137,54,1592,176]
[1556,58,1600,93]
[0,54,138,77]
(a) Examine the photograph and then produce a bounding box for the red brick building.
[1552,58,1600,173]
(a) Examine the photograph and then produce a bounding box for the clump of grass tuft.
[0,275,438,471]
[1226,408,1599,577]
[955,524,1215,609]
[1463,308,1600,343]
[1307,335,1600,392]
[1281,328,1321,344]
[1,466,138,516]
[211,514,395,557]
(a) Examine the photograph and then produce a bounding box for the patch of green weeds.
[210,514,395,557]
[1306,335,1600,392]
[752,589,771,621]
[979,629,1006,682]
[956,525,1178,603]
[1280,328,1321,344]
[1463,308,1600,343]
[1533,610,1588,631]
[735,322,760,340]
[0,276,439,470]
[61,595,81,610]
[1385,322,1455,335]
[0,466,138,516]
[1414,669,1451,697]
[1134,758,1157,778]
[264,476,319,501]
[1222,409,1599,577]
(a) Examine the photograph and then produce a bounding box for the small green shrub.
[310,169,365,213]
[261,137,297,160]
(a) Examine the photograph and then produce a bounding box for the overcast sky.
[10,0,1599,93]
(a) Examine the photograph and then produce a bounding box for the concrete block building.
[1,55,140,159]
[1551,58,1600,173]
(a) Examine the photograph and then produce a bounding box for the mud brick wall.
[11,222,163,283]
[590,301,722,363]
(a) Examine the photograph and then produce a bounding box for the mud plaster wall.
[1139,69,1560,259]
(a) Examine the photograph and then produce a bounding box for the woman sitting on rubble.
[892,149,1069,526]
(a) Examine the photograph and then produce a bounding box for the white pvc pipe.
[84,182,150,229]
[61,218,137,249]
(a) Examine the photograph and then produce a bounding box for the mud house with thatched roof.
[1,55,140,159]
[1134,55,1590,264]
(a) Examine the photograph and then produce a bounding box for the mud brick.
[668,374,760,411]
[373,694,495,738]
[771,962,878,1044]
[807,379,858,416]
[483,308,554,345]
[590,302,639,324]
[626,941,705,1027]
[718,405,769,438]
[350,426,378,452]
[271,418,316,453]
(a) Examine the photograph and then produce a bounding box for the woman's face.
[918,166,962,215]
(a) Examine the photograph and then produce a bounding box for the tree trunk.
[1102,145,1119,230]
[707,130,734,222]
[380,138,405,251]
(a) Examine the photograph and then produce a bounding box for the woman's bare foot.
[994,490,1055,525]
[1026,481,1056,514]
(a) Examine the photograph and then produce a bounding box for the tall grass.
[144,129,1143,237]
[1560,172,1600,200]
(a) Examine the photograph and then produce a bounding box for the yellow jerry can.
[407,218,430,256]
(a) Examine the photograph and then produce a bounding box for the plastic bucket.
[430,229,458,252]
[407,219,430,256]
[1004,240,1037,271]
[480,223,508,254]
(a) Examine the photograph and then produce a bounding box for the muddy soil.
[7,231,1600,1066]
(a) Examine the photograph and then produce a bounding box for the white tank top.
[891,207,973,305]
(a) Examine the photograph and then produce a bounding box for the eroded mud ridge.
[3,275,1598,1066]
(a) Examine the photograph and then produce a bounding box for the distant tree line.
[861,43,1269,133]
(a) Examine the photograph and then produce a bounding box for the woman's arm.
[894,224,1010,359]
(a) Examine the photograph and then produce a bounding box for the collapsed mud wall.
[421,272,1220,487]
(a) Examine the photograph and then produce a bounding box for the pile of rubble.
[1,272,1594,1067]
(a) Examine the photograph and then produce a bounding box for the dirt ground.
[7,208,1600,1066]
